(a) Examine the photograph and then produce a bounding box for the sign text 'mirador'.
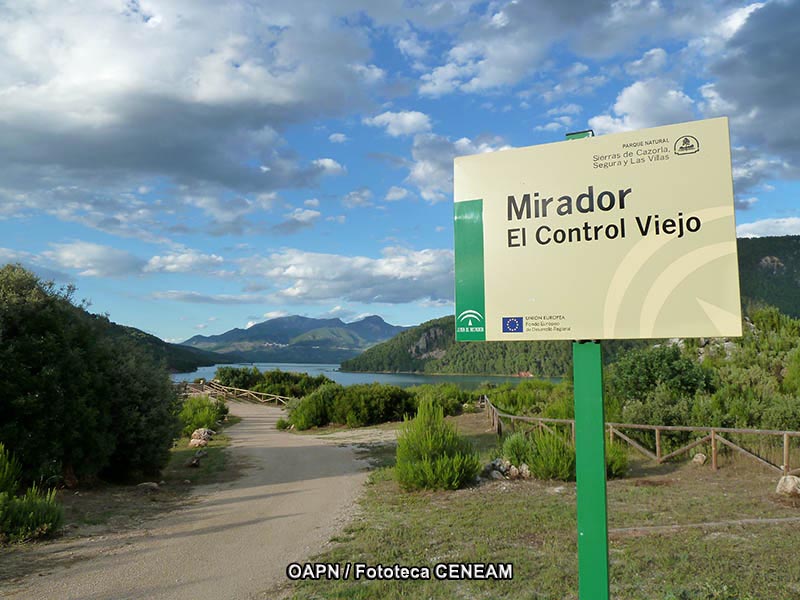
[507,185,632,221]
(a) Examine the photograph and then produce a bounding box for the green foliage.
[276,418,290,430]
[0,264,181,485]
[291,383,338,430]
[335,384,416,428]
[606,439,629,479]
[215,366,332,398]
[214,366,263,389]
[179,395,226,436]
[528,429,575,481]
[0,444,62,542]
[0,443,21,496]
[395,399,480,490]
[409,383,467,416]
[502,432,534,467]
[488,380,573,417]
[287,382,416,430]
[0,484,63,542]
[608,345,714,403]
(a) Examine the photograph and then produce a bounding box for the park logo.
[674,135,700,156]
[457,309,485,329]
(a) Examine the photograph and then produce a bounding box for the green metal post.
[573,341,610,600]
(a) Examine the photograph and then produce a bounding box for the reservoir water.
[171,362,548,390]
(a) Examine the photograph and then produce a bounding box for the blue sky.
[1,0,798,342]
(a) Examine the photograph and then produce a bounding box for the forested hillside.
[340,316,648,376]
[107,323,237,373]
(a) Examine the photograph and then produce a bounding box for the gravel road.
[2,401,368,600]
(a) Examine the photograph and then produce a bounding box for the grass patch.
[290,412,800,600]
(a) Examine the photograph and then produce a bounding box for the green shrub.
[606,439,629,478]
[502,432,534,467]
[395,399,480,490]
[528,429,575,481]
[411,383,467,416]
[276,418,290,430]
[0,484,63,542]
[1,265,180,485]
[178,395,220,436]
[0,443,21,496]
[290,383,340,430]
[213,398,229,423]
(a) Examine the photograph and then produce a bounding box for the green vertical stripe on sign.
[454,199,486,342]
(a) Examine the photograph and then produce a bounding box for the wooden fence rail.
[485,397,800,476]
[178,380,293,406]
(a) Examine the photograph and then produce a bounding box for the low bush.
[0,484,63,542]
[0,443,21,495]
[410,383,468,416]
[291,383,340,430]
[0,444,63,543]
[502,432,534,467]
[395,399,480,490]
[606,438,629,478]
[288,382,415,430]
[179,395,225,436]
[276,418,290,430]
[528,429,576,481]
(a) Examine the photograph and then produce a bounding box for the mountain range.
[181,315,407,364]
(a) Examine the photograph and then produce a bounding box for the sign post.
[453,116,740,598]
[573,340,609,599]
[566,126,610,599]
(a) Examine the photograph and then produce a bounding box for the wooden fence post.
[608,425,614,444]
[655,429,662,462]
[784,433,790,476]
[711,430,718,470]
[571,421,576,444]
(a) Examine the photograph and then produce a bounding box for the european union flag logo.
[502,317,523,333]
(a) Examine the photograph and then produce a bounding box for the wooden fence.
[178,379,293,406]
[485,397,800,476]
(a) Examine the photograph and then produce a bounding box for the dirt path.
[1,402,368,600]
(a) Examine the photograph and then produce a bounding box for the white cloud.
[704,1,800,172]
[271,208,321,234]
[318,305,356,320]
[589,79,695,134]
[326,215,346,224]
[43,241,144,277]
[397,32,428,60]
[194,323,208,330]
[350,63,386,84]
[385,186,409,201]
[145,250,224,273]
[312,158,346,175]
[328,133,348,143]
[624,48,667,76]
[407,133,509,202]
[304,198,320,207]
[152,291,267,304]
[238,246,454,304]
[547,104,582,116]
[343,188,373,208]
[535,122,565,132]
[363,111,432,137]
[263,310,290,320]
[735,197,758,210]
[737,218,800,238]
